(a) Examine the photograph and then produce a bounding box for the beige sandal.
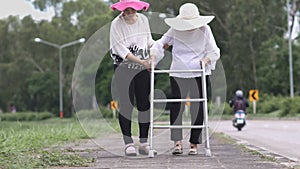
[188,144,198,155]
[172,143,183,155]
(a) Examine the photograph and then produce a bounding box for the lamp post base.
[60,111,64,118]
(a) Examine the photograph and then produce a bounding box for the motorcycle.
[232,110,246,131]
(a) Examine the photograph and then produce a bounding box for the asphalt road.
[214,120,300,163]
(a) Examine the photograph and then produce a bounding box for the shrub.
[76,109,102,120]
[257,95,283,114]
[76,106,113,120]
[100,106,113,118]
[280,97,300,117]
[0,112,53,121]
[248,94,300,117]
[222,103,233,115]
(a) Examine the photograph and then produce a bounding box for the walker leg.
[148,62,155,158]
[148,149,155,158]
[205,148,211,157]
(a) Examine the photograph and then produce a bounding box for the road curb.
[227,135,300,169]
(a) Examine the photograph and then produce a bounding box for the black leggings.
[170,76,204,144]
[113,65,150,145]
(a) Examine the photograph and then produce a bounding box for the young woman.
[110,0,155,156]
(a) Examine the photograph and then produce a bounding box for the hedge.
[0,112,53,121]
[224,95,300,117]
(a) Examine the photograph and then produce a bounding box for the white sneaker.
[138,143,157,155]
[125,143,137,156]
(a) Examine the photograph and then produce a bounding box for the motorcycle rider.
[229,90,249,114]
[229,90,249,130]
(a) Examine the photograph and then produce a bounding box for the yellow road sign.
[249,90,259,101]
[110,101,118,110]
[185,96,190,106]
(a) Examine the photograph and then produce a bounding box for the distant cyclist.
[229,90,249,114]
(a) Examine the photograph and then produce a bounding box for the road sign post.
[184,96,190,117]
[252,101,257,114]
[249,90,259,114]
[110,100,118,119]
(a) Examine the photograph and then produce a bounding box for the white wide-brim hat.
[165,3,214,31]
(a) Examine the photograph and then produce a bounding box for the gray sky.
[0,0,54,21]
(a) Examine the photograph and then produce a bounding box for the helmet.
[235,90,243,97]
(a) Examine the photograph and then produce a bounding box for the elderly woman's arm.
[150,28,174,65]
[202,25,220,68]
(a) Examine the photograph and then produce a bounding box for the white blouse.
[110,13,154,65]
[150,25,220,78]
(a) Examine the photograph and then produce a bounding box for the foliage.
[257,36,294,95]
[255,94,284,114]
[223,102,233,115]
[0,112,53,121]
[76,106,113,120]
[147,0,298,100]
[225,94,300,117]
[95,54,115,107]
[254,94,288,116]
[0,0,300,116]
[26,72,59,113]
[0,0,113,116]
[279,97,300,117]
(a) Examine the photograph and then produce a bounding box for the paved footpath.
[58,129,297,169]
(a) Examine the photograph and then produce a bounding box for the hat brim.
[165,16,214,31]
[111,2,149,11]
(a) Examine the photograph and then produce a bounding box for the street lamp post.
[34,37,85,118]
[286,0,294,98]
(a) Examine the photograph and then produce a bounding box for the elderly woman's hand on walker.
[200,57,211,67]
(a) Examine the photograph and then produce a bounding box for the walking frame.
[148,61,211,158]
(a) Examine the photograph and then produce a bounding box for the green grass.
[0,114,150,169]
[0,108,170,168]
[0,118,98,169]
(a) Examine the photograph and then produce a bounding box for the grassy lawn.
[0,108,173,169]
[0,118,100,169]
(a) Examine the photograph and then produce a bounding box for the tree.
[141,0,289,97]
[0,0,298,115]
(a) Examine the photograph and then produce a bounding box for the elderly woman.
[150,3,220,155]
